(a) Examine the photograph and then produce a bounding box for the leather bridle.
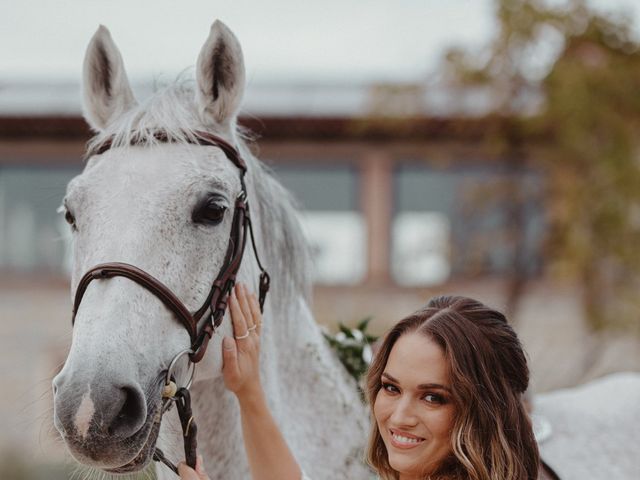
[71,130,270,474]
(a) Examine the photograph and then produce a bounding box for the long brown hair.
[365,296,539,480]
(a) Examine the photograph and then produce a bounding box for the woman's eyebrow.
[417,383,451,393]
[381,372,398,383]
[382,372,451,392]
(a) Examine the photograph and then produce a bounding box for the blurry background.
[1,0,640,477]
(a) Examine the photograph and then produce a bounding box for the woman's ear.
[195,20,246,128]
[82,25,136,131]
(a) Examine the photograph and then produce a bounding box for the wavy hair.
[365,296,539,480]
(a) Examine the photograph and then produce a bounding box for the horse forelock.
[86,78,225,157]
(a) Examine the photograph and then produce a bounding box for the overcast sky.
[1,0,639,85]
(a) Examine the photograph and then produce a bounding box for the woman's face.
[373,332,455,480]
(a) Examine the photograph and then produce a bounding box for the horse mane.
[86,79,312,305]
[241,144,313,305]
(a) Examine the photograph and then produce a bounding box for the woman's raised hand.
[217,284,303,480]
[222,283,263,399]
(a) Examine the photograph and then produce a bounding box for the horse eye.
[192,199,227,226]
[65,209,77,230]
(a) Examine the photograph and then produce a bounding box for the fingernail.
[223,337,234,350]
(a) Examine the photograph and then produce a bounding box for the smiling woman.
[366,296,540,480]
[372,334,456,478]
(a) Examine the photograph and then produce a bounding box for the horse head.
[52,20,255,473]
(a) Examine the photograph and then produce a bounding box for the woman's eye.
[381,382,399,394]
[193,199,227,225]
[423,393,445,405]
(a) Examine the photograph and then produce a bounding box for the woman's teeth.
[392,432,424,444]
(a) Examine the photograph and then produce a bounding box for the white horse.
[52,21,370,479]
[535,372,640,480]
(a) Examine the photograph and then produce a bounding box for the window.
[393,163,543,285]
[0,166,80,273]
[272,164,365,285]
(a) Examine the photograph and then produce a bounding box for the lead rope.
[176,388,198,468]
[152,384,198,474]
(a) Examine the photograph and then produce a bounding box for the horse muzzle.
[52,372,160,470]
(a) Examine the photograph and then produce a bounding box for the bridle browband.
[71,130,270,474]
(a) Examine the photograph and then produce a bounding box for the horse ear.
[82,25,136,131]
[195,20,245,127]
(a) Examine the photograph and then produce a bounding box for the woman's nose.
[389,396,418,426]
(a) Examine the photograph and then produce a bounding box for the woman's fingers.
[221,336,240,387]
[229,288,248,343]
[235,283,262,338]
[236,284,254,330]
[248,292,262,335]
[221,284,263,399]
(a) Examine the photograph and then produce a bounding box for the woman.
[179,285,544,480]
[364,296,540,480]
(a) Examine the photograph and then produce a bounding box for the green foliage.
[324,317,378,383]
[541,11,640,331]
[443,0,640,333]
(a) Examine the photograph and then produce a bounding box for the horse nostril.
[107,386,147,438]
[52,373,65,397]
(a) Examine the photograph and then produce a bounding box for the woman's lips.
[389,428,426,449]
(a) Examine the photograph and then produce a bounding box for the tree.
[542,6,640,332]
[443,0,640,333]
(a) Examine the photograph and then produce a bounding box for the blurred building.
[2,81,639,473]
[0,80,545,322]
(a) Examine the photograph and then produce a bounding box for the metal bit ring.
[165,348,196,392]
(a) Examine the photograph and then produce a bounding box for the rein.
[71,130,270,474]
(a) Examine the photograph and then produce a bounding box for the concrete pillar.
[360,151,392,286]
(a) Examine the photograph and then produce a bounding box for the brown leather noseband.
[70,130,270,473]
